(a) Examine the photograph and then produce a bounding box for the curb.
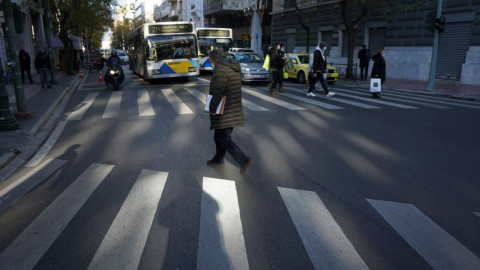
[0,75,82,173]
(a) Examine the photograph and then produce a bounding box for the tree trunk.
[346,24,355,79]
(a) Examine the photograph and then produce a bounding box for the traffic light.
[425,11,436,33]
[435,16,446,33]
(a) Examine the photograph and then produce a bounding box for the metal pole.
[42,0,57,84]
[426,0,443,91]
[2,0,30,118]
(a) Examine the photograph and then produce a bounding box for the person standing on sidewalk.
[358,45,371,81]
[35,48,52,88]
[206,49,252,175]
[371,49,386,98]
[308,42,335,97]
[19,48,34,84]
[268,43,286,96]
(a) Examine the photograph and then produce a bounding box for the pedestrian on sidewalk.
[206,49,252,175]
[371,49,386,98]
[308,42,335,97]
[358,45,371,81]
[268,43,286,96]
[19,48,34,84]
[35,48,52,88]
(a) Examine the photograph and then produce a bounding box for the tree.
[49,0,114,74]
[111,20,131,49]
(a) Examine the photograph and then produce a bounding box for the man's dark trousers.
[213,128,249,166]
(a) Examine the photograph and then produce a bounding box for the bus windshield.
[147,34,198,61]
[198,38,232,56]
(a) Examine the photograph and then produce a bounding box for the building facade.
[271,0,480,86]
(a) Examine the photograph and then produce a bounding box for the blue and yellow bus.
[127,22,199,79]
[196,28,233,71]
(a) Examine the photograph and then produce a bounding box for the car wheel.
[297,71,306,84]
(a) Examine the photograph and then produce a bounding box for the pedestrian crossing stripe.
[474,212,480,218]
[68,84,480,120]
[367,199,480,270]
[1,165,480,269]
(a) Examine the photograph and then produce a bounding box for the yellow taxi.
[285,53,338,85]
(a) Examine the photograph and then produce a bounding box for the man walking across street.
[308,42,335,97]
[19,48,34,84]
[358,45,371,81]
[35,48,52,88]
[206,49,252,175]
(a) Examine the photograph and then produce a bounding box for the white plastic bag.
[370,78,382,93]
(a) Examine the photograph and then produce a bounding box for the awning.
[51,36,82,50]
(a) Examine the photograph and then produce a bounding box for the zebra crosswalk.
[68,83,480,121]
[1,161,479,269]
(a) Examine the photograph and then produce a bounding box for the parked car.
[228,48,255,53]
[285,53,339,85]
[226,51,271,83]
[117,50,129,65]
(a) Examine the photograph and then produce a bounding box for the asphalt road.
[0,66,479,270]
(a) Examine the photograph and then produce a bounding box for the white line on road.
[25,121,68,167]
[162,88,194,114]
[197,177,249,270]
[137,90,155,116]
[367,199,480,270]
[102,91,123,119]
[282,86,380,109]
[0,163,114,270]
[336,92,417,109]
[474,212,480,218]
[242,88,306,110]
[88,170,168,270]
[0,158,67,206]
[184,88,268,111]
[281,93,344,109]
[278,187,369,270]
[65,92,99,120]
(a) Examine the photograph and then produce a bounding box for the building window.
[320,31,338,56]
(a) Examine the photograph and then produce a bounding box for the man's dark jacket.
[209,58,244,130]
[371,55,386,83]
[19,51,31,70]
[312,49,327,72]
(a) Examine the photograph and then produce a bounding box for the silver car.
[117,50,129,65]
[226,52,271,83]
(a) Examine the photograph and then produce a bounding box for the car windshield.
[118,52,126,56]
[199,38,232,56]
[146,34,198,61]
[236,53,263,63]
[297,55,309,64]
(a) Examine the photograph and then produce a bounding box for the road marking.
[25,121,68,167]
[278,187,369,270]
[281,93,344,109]
[88,170,168,270]
[367,199,480,270]
[137,90,155,116]
[102,91,123,118]
[242,88,306,110]
[162,88,194,114]
[282,86,380,109]
[474,212,480,218]
[184,87,268,111]
[0,163,114,270]
[0,158,67,210]
[336,92,417,108]
[379,91,480,109]
[197,177,249,270]
[65,92,99,120]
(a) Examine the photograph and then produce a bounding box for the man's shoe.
[207,159,224,165]
[240,158,253,175]
[279,86,285,93]
[327,92,335,97]
[47,85,52,88]
[307,92,316,97]
[41,85,45,88]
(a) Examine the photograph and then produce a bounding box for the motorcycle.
[105,65,125,90]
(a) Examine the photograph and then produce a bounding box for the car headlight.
[241,67,250,72]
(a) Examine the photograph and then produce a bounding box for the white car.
[117,51,129,65]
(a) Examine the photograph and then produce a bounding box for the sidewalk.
[337,78,480,100]
[0,71,81,181]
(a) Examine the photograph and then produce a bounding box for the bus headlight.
[151,69,161,75]
[188,67,197,72]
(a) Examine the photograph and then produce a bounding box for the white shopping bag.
[370,78,382,93]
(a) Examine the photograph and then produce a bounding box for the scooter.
[105,65,125,90]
